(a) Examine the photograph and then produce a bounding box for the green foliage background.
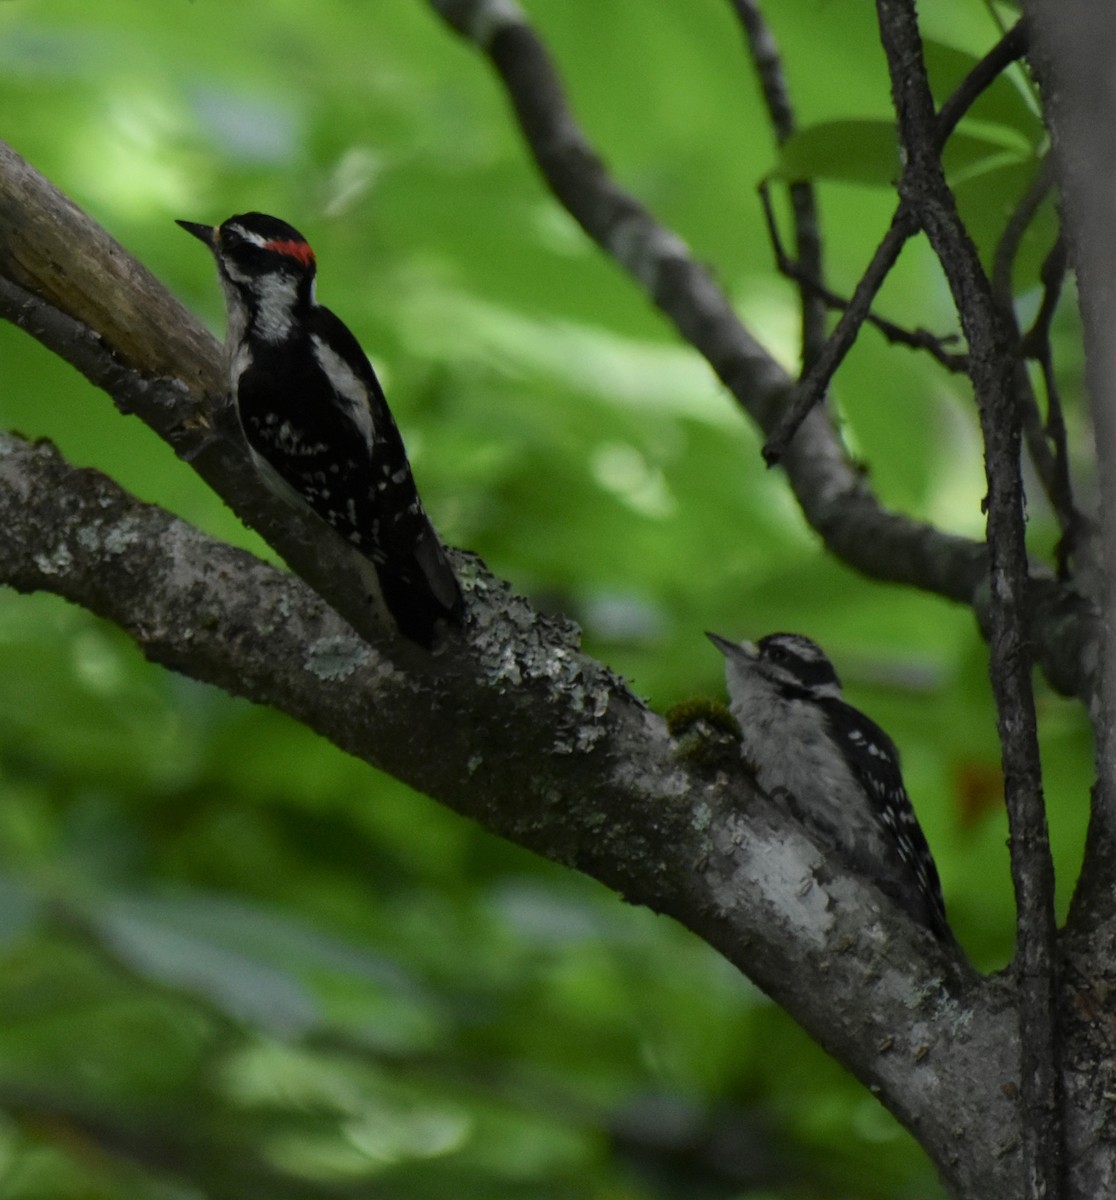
[0,1,1090,1196]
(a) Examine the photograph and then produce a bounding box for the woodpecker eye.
[218,226,248,252]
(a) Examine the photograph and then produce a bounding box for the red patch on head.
[265,238,315,267]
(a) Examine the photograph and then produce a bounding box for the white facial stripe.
[765,660,844,700]
[311,335,375,447]
[227,224,268,248]
[767,634,826,662]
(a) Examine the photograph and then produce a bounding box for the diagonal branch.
[0,429,1017,1196]
[0,138,1011,1180]
[761,202,921,468]
[991,163,1085,579]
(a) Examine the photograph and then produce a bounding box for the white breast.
[725,660,874,840]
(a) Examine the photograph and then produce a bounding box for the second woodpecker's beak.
[706,632,757,660]
[176,219,217,250]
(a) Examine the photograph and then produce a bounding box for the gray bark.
[0,425,1018,1199]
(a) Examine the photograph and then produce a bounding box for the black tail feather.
[376,560,463,648]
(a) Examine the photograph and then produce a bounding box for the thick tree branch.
[0,18,1099,1182]
[1023,8,1116,1191]
[0,430,1018,1196]
[0,119,1019,1186]
[875,4,1062,1198]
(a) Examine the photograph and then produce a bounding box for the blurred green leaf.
[773,119,901,187]
[774,117,1031,190]
[89,894,322,1035]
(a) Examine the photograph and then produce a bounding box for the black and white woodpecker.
[707,631,951,941]
[178,211,462,647]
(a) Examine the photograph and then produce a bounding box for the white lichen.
[33,544,73,576]
[104,516,144,555]
[305,636,372,682]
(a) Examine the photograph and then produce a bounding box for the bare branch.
[0,429,1022,1195]
[726,0,827,363]
[1016,8,1116,1194]
[991,159,1054,303]
[758,181,966,370]
[1026,239,1082,577]
[726,0,795,140]
[876,4,1062,1197]
[993,164,1085,580]
[418,6,1100,719]
[934,19,1030,142]
[422,8,990,595]
[759,201,921,467]
[762,19,1029,463]
[1021,6,1116,811]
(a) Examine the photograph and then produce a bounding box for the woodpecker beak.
[706,632,758,660]
[176,219,217,250]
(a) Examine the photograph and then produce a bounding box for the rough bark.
[876,6,1061,1195]
[0,427,1016,1196]
[1024,2,1116,1196]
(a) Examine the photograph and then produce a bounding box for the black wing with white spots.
[818,697,950,940]
[235,306,462,645]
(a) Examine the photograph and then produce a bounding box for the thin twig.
[1021,235,1068,358]
[1027,239,1080,578]
[762,205,918,464]
[759,181,966,371]
[935,18,1030,142]
[727,0,827,364]
[876,6,1062,1200]
[763,18,1029,463]
[992,162,1084,578]
[991,155,1053,300]
[727,0,795,138]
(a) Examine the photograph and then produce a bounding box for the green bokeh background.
[0,1,1088,1196]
